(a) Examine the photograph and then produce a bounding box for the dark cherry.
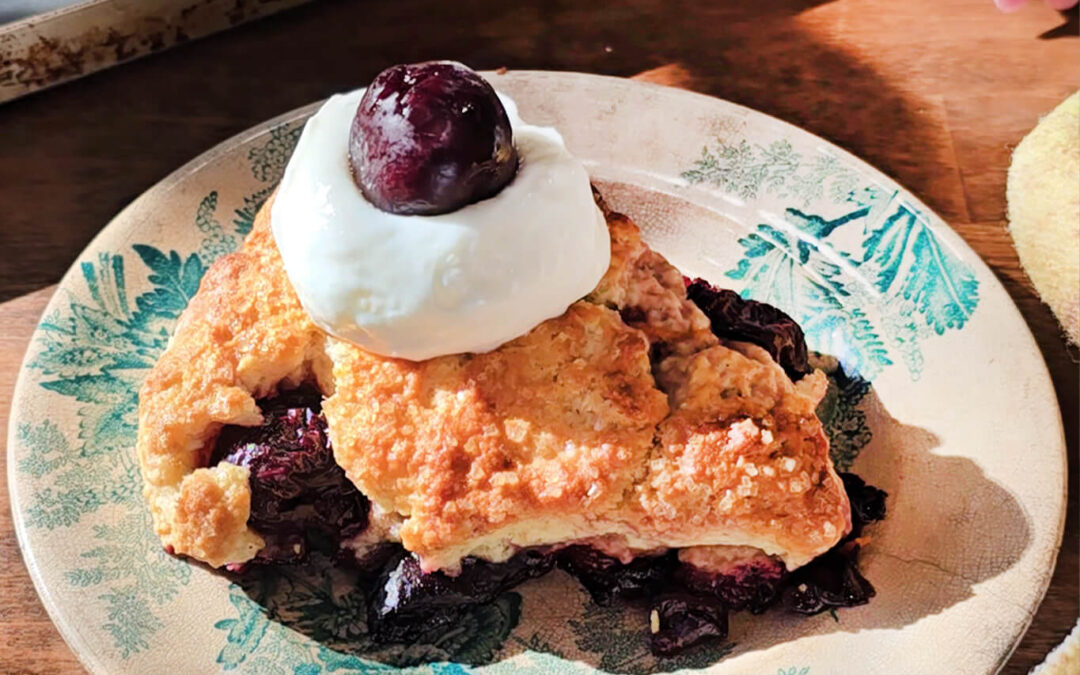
[349,61,518,215]
[648,593,729,657]
[675,554,786,614]
[782,543,876,614]
[210,386,370,564]
[556,545,677,605]
[686,277,812,380]
[368,547,553,642]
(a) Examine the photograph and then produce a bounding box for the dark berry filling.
[204,284,886,659]
[649,593,730,657]
[350,466,885,658]
[781,473,886,615]
[365,547,554,644]
[556,545,677,605]
[686,277,812,380]
[675,553,785,614]
[210,386,369,564]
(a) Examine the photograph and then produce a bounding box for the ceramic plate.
[8,71,1065,674]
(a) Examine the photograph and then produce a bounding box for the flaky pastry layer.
[137,191,850,571]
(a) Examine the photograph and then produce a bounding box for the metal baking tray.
[0,0,311,104]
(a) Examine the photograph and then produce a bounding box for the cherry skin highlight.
[349,61,518,215]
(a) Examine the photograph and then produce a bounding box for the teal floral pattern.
[18,125,295,658]
[683,139,858,206]
[248,124,303,183]
[684,140,980,382]
[22,283,185,656]
[21,245,196,656]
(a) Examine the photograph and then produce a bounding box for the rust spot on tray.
[101,28,137,61]
[1,21,194,90]
[0,0,307,98]
[1,35,92,88]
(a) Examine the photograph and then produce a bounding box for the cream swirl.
[271,89,610,360]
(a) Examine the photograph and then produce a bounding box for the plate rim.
[7,68,1068,675]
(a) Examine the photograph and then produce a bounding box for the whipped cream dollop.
[271,89,610,360]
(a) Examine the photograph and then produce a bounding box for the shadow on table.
[1039,7,1078,40]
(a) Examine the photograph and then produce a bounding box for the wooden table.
[0,0,1075,672]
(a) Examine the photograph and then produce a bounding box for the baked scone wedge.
[137,191,850,573]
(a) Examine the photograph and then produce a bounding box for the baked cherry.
[349,61,518,215]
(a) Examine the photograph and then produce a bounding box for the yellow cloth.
[1007,91,1080,346]
[1032,619,1080,675]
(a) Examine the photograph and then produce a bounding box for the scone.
[138,194,849,572]
[136,61,884,657]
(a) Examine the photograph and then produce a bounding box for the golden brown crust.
[638,344,848,563]
[587,210,717,356]
[137,190,850,570]
[136,204,327,566]
[325,301,669,567]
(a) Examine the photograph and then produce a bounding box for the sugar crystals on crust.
[136,190,850,571]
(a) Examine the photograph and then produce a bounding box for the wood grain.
[0,0,1075,672]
